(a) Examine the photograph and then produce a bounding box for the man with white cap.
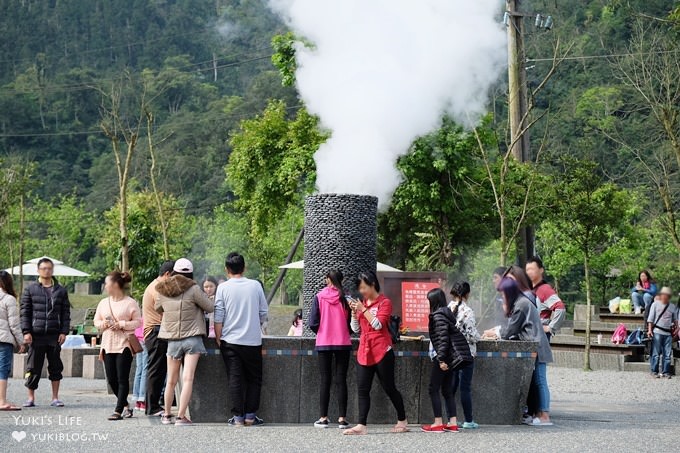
[646,286,677,379]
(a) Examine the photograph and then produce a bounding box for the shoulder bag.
[108,298,143,354]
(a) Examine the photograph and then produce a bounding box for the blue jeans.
[533,361,550,413]
[132,342,148,401]
[631,292,653,311]
[0,342,13,380]
[650,333,672,375]
[451,362,474,422]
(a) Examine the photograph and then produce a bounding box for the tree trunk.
[583,252,593,371]
[19,192,25,293]
[499,213,507,266]
[146,112,170,260]
[119,183,129,272]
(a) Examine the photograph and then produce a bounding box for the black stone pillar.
[302,194,378,336]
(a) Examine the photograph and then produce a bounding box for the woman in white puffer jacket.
[0,271,25,411]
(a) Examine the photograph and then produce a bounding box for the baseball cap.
[173,258,193,274]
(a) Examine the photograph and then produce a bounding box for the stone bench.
[184,337,537,425]
[12,347,102,379]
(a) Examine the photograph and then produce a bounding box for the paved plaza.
[0,366,677,453]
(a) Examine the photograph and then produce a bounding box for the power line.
[0,49,273,96]
[527,48,679,62]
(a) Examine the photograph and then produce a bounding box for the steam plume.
[270,0,506,206]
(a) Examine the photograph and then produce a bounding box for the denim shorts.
[0,342,13,380]
[166,336,206,360]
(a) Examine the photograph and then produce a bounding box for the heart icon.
[12,431,26,442]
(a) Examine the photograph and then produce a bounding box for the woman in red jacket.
[343,271,408,435]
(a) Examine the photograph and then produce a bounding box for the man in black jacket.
[20,258,71,407]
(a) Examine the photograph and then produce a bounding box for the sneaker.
[161,415,173,425]
[227,416,245,427]
[651,373,660,379]
[138,402,146,411]
[245,416,264,426]
[661,374,672,379]
[443,424,459,433]
[175,416,193,426]
[462,421,479,429]
[314,418,329,428]
[521,414,533,425]
[338,420,351,430]
[532,418,553,427]
[634,308,641,315]
[421,424,447,433]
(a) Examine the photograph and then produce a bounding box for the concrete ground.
[0,366,677,453]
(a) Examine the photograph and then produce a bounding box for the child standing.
[422,288,462,433]
[449,282,480,429]
[287,309,303,337]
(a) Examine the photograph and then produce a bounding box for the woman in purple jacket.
[308,270,352,429]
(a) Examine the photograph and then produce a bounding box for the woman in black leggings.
[308,270,352,429]
[344,271,408,435]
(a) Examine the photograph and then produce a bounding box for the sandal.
[391,424,410,433]
[0,405,21,411]
[22,400,35,408]
[342,426,367,436]
[108,413,123,421]
[123,408,133,418]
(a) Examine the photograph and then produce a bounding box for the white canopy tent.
[4,256,90,277]
[278,260,402,273]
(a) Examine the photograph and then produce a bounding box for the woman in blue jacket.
[631,270,657,315]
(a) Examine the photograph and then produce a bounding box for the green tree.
[227,99,326,236]
[100,190,193,295]
[545,158,636,370]
[378,117,495,271]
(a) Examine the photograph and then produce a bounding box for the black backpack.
[388,315,401,344]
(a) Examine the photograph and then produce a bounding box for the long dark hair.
[499,278,523,317]
[292,309,302,326]
[326,269,348,311]
[0,271,16,298]
[355,270,380,292]
[637,270,654,285]
[505,265,533,291]
[450,281,471,300]
[427,288,448,313]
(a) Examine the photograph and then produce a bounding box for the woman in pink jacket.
[308,270,352,429]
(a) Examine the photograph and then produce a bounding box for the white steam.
[270,0,506,207]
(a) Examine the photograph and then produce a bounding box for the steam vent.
[302,194,378,335]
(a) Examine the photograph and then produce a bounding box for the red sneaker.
[421,424,447,433]
[444,424,459,433]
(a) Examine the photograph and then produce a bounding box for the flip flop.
[342,427,367,435]
[22,400,35,407]
[391,425,410,433]
[0,405,21,411]
[50,400,64,407]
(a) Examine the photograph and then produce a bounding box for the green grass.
[69,294,102,309]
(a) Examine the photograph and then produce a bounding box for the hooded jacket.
[20,280,71,337]
[155,275,214,341]
[0,289,23,347]
[308,286,351,350]
[428,307,470,365]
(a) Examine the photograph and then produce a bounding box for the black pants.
[318,350,350,418]
[144,326,167,414]
[103,348,133,414]
[25,342,63,390]
[219,342,263,418]
[356,350,406,425]
[429,361,455,419]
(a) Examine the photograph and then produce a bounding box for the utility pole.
[506,0,534,265]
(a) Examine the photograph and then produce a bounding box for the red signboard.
[401,281,440,333]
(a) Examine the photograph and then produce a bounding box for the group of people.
[629,270,678,379]
[0,253,568,430]
[483,256,566,427]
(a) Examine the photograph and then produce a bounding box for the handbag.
[107,298,143,355]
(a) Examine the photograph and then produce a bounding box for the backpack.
[388,315,401,344]
[449,325,474,371]
[625,328,644,345]
[611,323,627,344]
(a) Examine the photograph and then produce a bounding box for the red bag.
[611,323,627,344]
